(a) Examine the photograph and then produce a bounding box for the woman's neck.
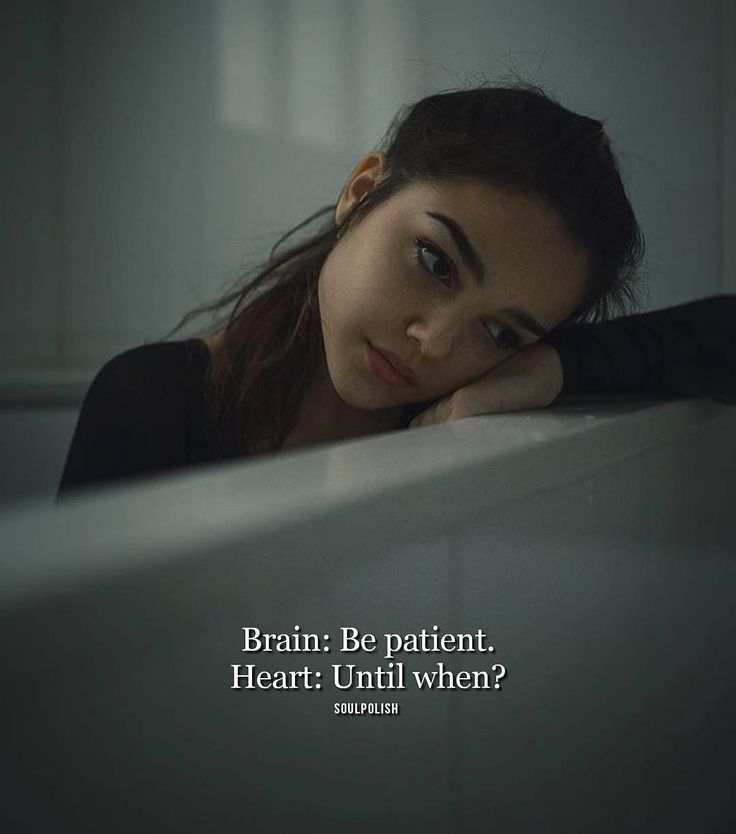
[281,357,403,452]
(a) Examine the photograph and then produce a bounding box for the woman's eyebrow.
[425,211,547,337]
[426,211,485,284]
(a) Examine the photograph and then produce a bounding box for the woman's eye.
[415,239,454,287]
[484,321,521,351]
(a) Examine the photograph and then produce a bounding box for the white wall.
[0,406,77,506]
[0,0,62,370]
[721,0,736,294]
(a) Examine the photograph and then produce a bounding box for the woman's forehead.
[395,179,569,245]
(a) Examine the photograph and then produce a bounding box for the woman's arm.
[545,295,736,403]
[409,295,736,426]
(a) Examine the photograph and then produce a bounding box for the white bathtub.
[1,399,734,832]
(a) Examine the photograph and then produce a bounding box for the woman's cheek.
[442,352,502,395]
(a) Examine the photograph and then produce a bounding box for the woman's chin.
[330,378,407,413]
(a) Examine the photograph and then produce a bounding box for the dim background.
[1,0,734,506]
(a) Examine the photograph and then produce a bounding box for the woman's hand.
[409,341,564,427]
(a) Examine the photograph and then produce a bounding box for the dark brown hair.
[178,84,645,456]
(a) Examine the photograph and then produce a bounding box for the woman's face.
[317,153,590,411]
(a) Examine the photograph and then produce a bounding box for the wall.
[0,406,77,505]
[0,0,62,370]
[721,0,736,294]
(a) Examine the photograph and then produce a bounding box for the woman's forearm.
[544,296,736,402]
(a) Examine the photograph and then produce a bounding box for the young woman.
[58,85,736,495]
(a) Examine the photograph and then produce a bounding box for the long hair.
[177,83,646,456]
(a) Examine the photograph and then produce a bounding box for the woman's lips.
[366,342,416,387]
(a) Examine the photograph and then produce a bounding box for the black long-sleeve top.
[58,296,736,495]
[545,296,736,402]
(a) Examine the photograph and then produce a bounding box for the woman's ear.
[335,151,387,226]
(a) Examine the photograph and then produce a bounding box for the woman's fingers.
[409,342,564,427]
[408,385,502,427]
[408,395,455,428]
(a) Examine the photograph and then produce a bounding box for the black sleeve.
[57,344,195,497]
[543,295,736,403]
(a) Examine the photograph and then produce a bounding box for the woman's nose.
[406,310,460,358]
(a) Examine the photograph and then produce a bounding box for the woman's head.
[319,162,590,410]
[195,84,644,452]
[334,85,643,324]
[318,85,643,411]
